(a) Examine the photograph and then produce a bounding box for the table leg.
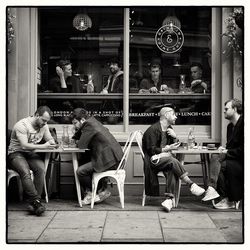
[44,152,51,203]
[72,153,82,207]
[200,154,208,189]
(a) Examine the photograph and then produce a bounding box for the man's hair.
[150,63,161,71]
[110,57,122,68]
[35,106,53,117]
[69,108,90,121]
[190,62,203,71]
[225,98,242,114]
[56,60,71,70]
[159,105,175,119]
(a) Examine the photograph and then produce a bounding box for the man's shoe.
[202,186,220,201]
[96,189,111,203]
[28,199,46,216]
[213,197,235,209]
[190,183,205,196]
[82,192,100,205]
[161,198,173,212]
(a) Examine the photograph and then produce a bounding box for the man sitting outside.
[7,106,57,216]
[203,99,243,209]
[70,108,123,205]
[142,104,205,212]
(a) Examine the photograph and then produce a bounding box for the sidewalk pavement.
[7,196,243,243]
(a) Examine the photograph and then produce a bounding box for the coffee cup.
[207,143,215,149]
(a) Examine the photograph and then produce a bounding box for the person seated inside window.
[49,59,82,93]
[139,62,172,93]
[190,62,208,93]
[101,58,123,94]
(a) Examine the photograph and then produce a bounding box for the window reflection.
[129,7,211,125]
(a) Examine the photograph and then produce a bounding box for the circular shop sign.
[155,24,184,54]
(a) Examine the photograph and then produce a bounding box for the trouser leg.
[8,152,41,203]
[216,161,227,198]
[77,162,94,192]
[26,152,45,197]
[208,153,221,188]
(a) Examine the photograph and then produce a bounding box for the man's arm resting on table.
[16,133,57,150]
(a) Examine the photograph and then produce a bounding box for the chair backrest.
[135,130,145,159]
[115,131,138,173]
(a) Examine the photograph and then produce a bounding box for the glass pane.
[129,7,211,125]
[38,7,124,124]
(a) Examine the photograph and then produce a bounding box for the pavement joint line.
[100,211,108,241]
[36,211,58,242]
[157,210,165,242]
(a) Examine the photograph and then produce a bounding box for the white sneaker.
[202,186,220,201]
[82,192,100,205]
[161,198,174,212]
[213,197,235,209]
[190,183,205,196]
[96,189,111,203]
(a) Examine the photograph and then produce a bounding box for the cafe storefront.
[7,6,243,197]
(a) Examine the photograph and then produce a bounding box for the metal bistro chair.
[134,130,181,208]
[91,131,138,209]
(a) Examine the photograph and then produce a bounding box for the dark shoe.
[28,199,46,216]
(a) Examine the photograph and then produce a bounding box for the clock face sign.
[155,24,184,53]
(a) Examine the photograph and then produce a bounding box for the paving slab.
[102,211,163,241]
[208,212,243,243]
[37,228,103,242]
[162,228,226,243]
[7,218,51,241]
[47,211,107,229]
[159,211,216,229]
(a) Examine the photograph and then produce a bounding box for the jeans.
[152,156,188,199]
[8,151,45,203]
[155,156,188,179]
[77,161,116,194]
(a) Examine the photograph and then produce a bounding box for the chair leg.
[116,180,124,209]
[174,179,181,208]
[91,177,99,209]
[43,175,48,203]
[142,189,146,206]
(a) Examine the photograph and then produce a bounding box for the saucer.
[207,147,217,150]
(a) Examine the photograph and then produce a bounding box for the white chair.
[134,130,181,208]
[91,131,138,209]
[7,168,49,203]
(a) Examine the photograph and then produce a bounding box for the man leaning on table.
[70,108,123,205]
[142,104,205,212]
[202,98,243,209]
[7,106,57,216]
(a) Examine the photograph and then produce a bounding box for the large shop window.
[38,7,212,127]
[129,7,211,125]
[38,7,124,125]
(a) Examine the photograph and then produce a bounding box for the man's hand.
[43,141,58,149]
[218,146,228,154]
[149,87,158,93]
[166,128,177,138]
[56,66,64,78]
[160,84,169,92]
[162,142,181,152]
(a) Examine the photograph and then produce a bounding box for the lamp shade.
[73,13,92,31]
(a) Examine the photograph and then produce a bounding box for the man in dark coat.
[213,99,243,209]
[142,104,205,212]
[70,108,123,205]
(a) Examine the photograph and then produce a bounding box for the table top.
[34,147,88,153]
[172,147,221,154]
